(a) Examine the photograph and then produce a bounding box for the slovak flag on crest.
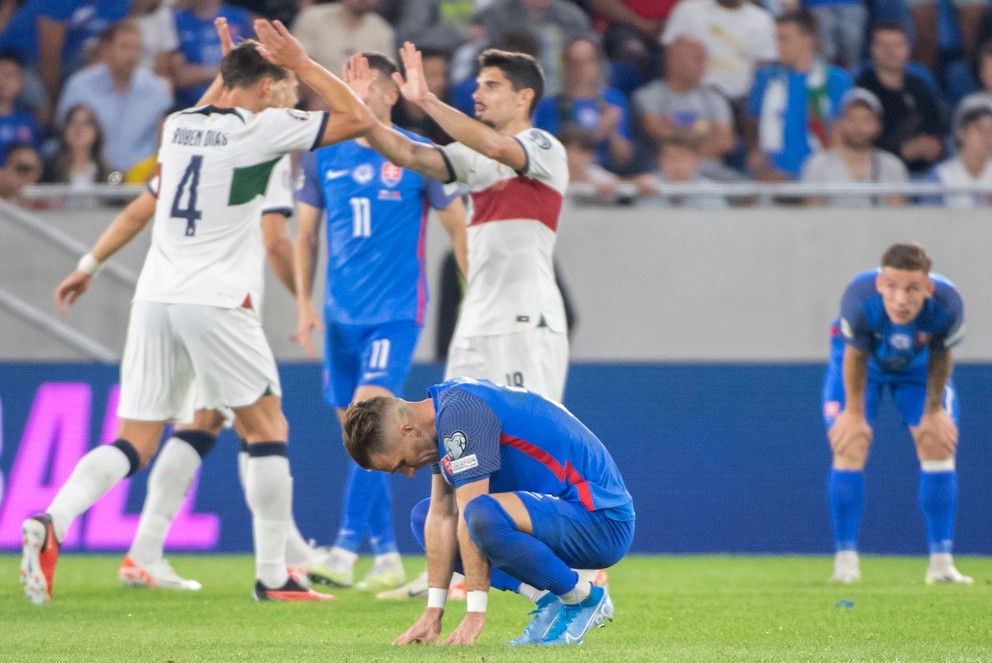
[381,163,403,187]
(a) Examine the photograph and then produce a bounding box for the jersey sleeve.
[436,390,502,488]
[295,150,325,210]
[254,107,329,154]
[424,177,459,210]
[932,286,965,351]
[262,155,293,216]
[839,283,873,352]
[438,141,474,185]
[513,128,567,191]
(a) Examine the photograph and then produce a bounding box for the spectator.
[0,53,41,164]
[42,104,111,190]
[801,87,908,207]
[956,40,992,109]
[168,1,254,109]
[746,10,852,181]
[133,0,179,77]
[56,20,173,174]
[922,97,992,208]
[642,134,729,210]
[392,47,454,145]
[395,0,481,54]
[471,0,590,96]
[803,0,868,69]
[909,0,987,74]
[0,140,42,202]
[855,21,946,177]
[589,0,674,90]
[662,0,778,112]
[560,124,630,202]
[532,35,634,172]
[633,36,736,178]
[291,1,394,86]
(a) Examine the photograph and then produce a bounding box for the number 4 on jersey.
[171,155,203,236]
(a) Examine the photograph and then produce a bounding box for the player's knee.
[464,495,515,554]
[409,498,430,550]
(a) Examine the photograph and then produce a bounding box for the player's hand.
[343,53,374,104]
[828,410,872,462]
[215,17,234,57]
[291,302,322,358]
[55,271,91,311]
[393,608,443,645]
[393,42,431,105]
[442,612,485,645]
[254,19,308,72]
[914,409,959,457]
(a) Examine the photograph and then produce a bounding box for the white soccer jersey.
[440,127,568,338]
[134,105,326,308]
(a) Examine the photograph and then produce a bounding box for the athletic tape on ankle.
[76,253,103,277]
[427,587,447,610]
[466,590,488,613]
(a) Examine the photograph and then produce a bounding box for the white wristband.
[466,590,488,613]
[76,253,103,277]
[426,587,447,610]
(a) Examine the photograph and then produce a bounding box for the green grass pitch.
[1,554,990,662]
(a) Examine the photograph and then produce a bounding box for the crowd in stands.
[1,0,991,208]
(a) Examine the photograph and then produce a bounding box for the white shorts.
[118,301,282,423]
[444,327,568,402]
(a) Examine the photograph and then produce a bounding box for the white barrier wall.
[4,205,991,362]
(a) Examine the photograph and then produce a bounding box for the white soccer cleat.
[926,555,973,584]
[830,550,861,584]
[375,570,468,600]
[356,552,405,592]
[307,547,355,588]
[119,555,203,591]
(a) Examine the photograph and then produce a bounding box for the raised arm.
[393,42,528,172]
[194,17,236,108]
[254,19,374,146]
[394,474,458,646]
[55,190,157,310]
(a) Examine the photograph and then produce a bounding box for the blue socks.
[828,468,864,552]
[334,461,397,555]
[919,468,957,554]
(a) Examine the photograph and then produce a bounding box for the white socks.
[239,450,310,568]
[245,454,292,588]
[48,444,132,541]
[129,436,202,565]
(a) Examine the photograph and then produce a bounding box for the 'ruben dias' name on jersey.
[171,127,229,147]
[836,269,964,373]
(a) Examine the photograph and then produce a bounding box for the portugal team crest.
[443,431,467,459]
[381,163,403,187]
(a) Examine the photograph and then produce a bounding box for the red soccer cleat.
[20,514,60,604]
[252,577,335,602]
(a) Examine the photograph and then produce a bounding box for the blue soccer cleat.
[507,593,563,645]
[539,585,614,645]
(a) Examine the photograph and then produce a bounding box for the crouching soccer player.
[825,242,971,584]
[341,377,635,645]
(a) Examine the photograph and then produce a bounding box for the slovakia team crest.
[381,163,403,187]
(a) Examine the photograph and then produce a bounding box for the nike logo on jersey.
[325,169,351,180]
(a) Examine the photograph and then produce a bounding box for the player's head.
[361,52,400,120]
[342,397,438,477]
[220,40,290,93]
[473,49,544,129]
[876,243,934,325]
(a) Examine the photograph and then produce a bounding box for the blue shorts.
[323,319,421,408]
[822,334,959,429]
[516,491,634,570]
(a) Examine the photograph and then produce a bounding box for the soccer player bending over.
[342,378,635,646]
[824,242,971,584]
[25,19,374,604]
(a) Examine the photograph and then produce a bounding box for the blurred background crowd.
[1,0,991,209]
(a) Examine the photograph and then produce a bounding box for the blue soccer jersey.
[297,129,457,326]
[836,269,964,374]
[429,378,635,520]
